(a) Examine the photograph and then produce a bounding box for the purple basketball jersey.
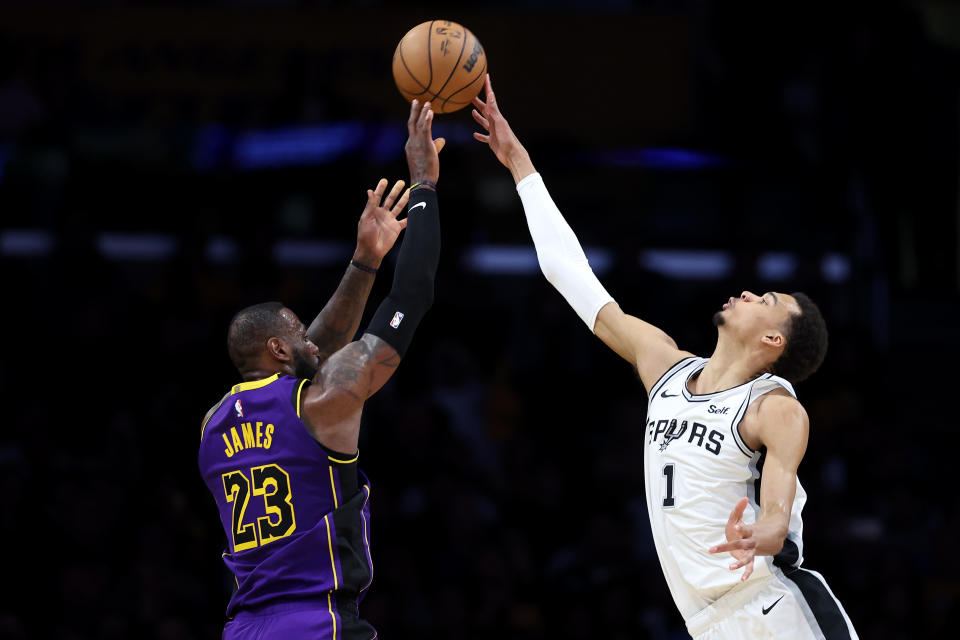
[198,374,375,638]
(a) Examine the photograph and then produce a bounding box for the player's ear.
[266,337,292,362]
[761,332,784,349]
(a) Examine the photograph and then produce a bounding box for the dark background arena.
[2,1,958,638]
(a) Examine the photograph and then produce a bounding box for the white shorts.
[686,568,858,640]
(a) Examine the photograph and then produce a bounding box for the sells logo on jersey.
[235,399,244,418]
[390,311,404,329]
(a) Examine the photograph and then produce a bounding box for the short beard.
[712,311,725,327]
[292,351,319,380]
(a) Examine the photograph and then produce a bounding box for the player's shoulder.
[200,391,230,441]
[744,389,809,449]
[755,388,807,421]
[643,353,700,398]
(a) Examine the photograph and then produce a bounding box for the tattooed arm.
[300,334,401,453]
[307,179,409,365]
[300,99,444,453]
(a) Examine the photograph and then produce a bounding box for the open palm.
[709,497,758,581]
[356,178,409,265]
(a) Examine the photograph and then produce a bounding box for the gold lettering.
[231,427,244,451]
[242,422,256,449]
[264,424,274,449]
[256,422,263,447]
[222,433,235,457]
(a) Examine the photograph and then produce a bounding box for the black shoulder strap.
[290,377,311,418]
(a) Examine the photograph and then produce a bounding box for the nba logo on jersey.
[390,311,404,329]
[235,399,244,418]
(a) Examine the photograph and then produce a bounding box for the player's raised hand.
[472,75,535,183]
[708,497,758,582]
[405,99,445,186]
[355,178,409,267]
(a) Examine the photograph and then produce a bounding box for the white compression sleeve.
[516,172,615,332]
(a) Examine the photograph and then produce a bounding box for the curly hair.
[227,301,287,373]
[770,292,828,383]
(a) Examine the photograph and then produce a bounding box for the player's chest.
[645,397,744,461]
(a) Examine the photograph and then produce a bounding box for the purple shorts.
[223,599,375,640]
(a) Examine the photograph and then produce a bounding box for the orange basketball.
[392,20,487,114]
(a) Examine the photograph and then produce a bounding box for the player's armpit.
[593,302,693,393]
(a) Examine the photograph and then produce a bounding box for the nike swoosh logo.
[660,390,679,398]
[409,202,427,211]
[762,595,785,615]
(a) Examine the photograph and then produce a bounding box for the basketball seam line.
[433,27,469,110]
[426,20,435,96]
[443,59,487,105]
[398,42,429,92]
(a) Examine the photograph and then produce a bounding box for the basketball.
[392,20,487,114]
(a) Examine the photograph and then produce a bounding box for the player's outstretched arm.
[708,392,808,580]
[472,75,691,391]
[307,179,410,365]
[301,98,444,453]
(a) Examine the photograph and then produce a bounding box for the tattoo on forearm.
[309,266,376,360]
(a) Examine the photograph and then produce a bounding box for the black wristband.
[349,259,378,274]
[366,188,440,357]
[409,180,437,192]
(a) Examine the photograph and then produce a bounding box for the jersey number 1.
[662,463,676,508]
[222,463,297,552]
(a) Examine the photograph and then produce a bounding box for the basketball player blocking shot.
[472,75,858,639]
[198,98,444,640]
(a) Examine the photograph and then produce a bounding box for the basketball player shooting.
[472,75,858,639]
[198,99,444,640]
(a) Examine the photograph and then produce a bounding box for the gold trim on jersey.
[231,373,280,395]
[327,592,338,640]
[324,514,340,639]
[221,551,240,590]
[325,515,339,590]
[329,466,339,509]
[327,451,359,464]
[295,378,309,418]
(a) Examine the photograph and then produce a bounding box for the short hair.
[770,292,828,383]
[227,301,287,372]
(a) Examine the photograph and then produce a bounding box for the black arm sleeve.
[366,188,440,357]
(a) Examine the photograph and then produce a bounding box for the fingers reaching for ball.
[472,75,497,114]
[404,100,441,185]
[407,99,424,133]
[469,74,536,183]
[471,107,489,131]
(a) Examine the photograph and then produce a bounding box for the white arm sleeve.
[516,172,615,332]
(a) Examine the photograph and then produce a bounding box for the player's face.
[715,290,799,346]
[279,308,321,379]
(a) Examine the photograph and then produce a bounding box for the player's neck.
[694,338,764,395]
[241,362,292,382]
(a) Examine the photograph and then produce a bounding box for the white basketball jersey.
[643,357,808,622]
